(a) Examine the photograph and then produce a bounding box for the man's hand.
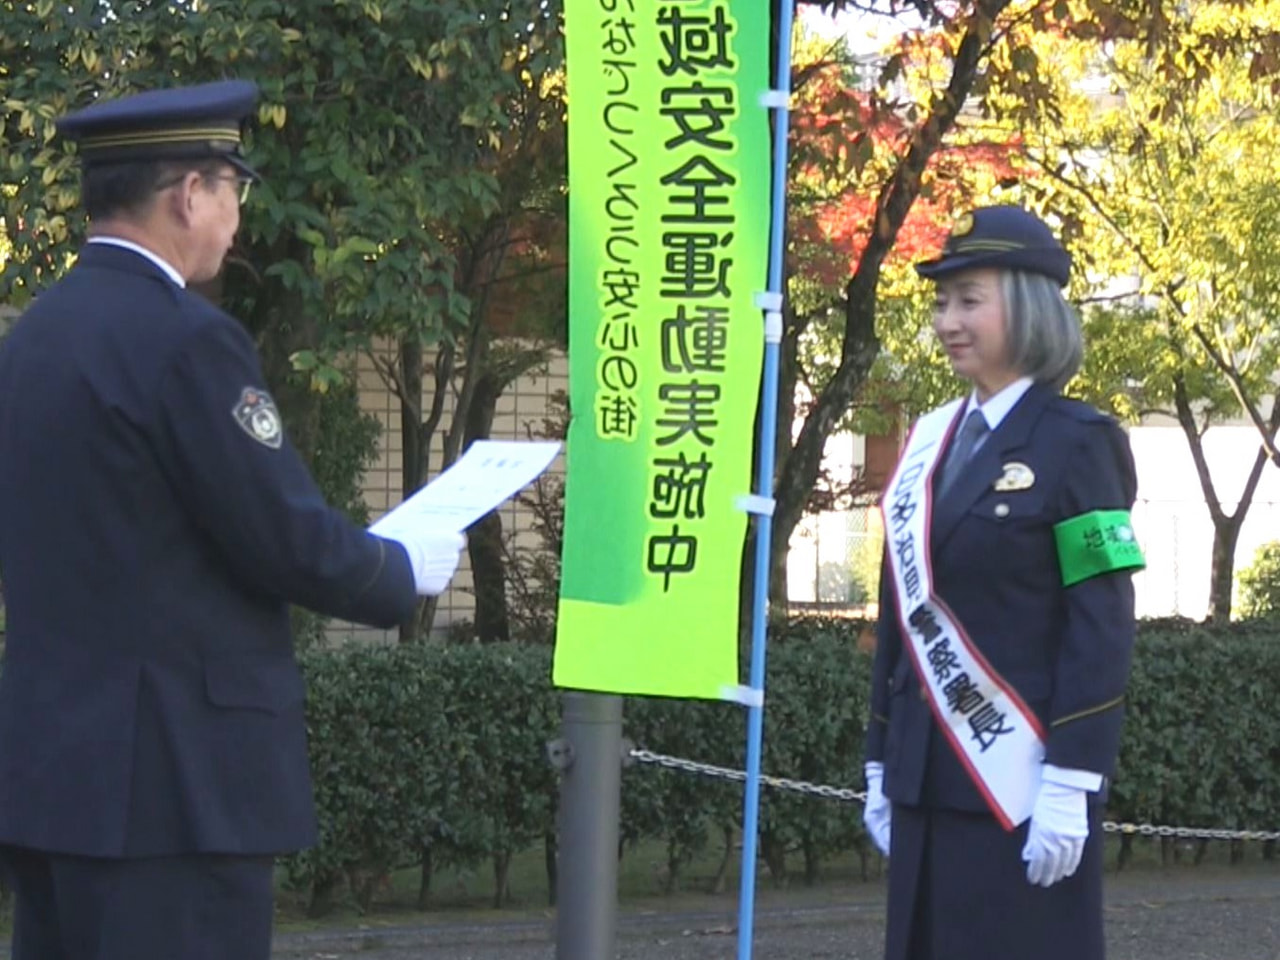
[1021,765,1092,887]
[382,531,466,596]
[863,761,892,856]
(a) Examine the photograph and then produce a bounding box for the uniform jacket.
[866,383,1139,813]
[0,244,417,857]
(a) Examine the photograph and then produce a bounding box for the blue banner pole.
[737,2,797,958]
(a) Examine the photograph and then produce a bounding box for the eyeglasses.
[208,173,254,205]
[153,171,253,205]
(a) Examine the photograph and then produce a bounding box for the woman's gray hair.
[1000,270,1083,393]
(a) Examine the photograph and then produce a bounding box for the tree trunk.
[492,849,512,908]
[1173,374,1274,623]
[663,840,682,894]
[398,337,428,643]
[766,309,804,611]
[467,511,509,642]
[1116,833,1133,871]
[1207,518,1242,624]
[465,372,511,643]
[1193,837,1209,865]
[710,823,736,894]
[761,829,788,888]
[351,867,379,913]
[400,337,426,497]
[417,843,433,911]
[306,871,341,919]
[802,835,820,886]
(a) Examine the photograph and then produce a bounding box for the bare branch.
[1027,147,1280,466]
[1187,322,1280,466]
[1077,291,1144,307]
[1024,150,1166,279]
[366,348,410,410]
[1173,374,1225,525]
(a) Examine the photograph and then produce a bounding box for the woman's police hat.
[915,205,1071,287]
[55,79,261,180]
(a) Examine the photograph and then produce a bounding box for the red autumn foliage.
[787,57,1026,292]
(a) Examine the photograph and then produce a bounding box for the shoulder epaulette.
[1048,395,1111,425]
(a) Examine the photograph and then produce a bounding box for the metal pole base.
[552,691,624,960]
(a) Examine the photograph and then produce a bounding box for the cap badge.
[950,212,975,238]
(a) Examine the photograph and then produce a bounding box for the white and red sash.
[880,400,1046,830]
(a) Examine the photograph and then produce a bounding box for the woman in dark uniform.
[862,206,1145,960]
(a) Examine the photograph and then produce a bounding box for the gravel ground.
[271,867,1280,960]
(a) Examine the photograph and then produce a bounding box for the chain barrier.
[629,747,1280,843]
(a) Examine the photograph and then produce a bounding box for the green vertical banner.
[553,0,771,699]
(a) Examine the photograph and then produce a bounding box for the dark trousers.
[1,845,275,960]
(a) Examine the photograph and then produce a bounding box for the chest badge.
[993,461,1035,492]
[233,387,284,450]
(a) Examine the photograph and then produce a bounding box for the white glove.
[1021,764,1093,888]
[382,531,466,596]
[863,761,892,856]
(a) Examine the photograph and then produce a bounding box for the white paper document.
[369,440,561,537]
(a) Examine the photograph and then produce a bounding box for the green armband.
[1053,509,1146,586]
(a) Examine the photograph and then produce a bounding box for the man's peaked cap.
[56,79,260,179]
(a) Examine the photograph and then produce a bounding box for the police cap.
[56,79,260,180]
[915,205,1071,287]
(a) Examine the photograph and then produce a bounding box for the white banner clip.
[754,291,783,311]
[722,684,765,708]
[735,494,776,517]
[764,311,783,343]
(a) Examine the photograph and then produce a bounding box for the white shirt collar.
[964,376,1034,431]
[86,236,186,288]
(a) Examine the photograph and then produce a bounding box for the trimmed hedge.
[285,617,1280,913]
[286,643,559,913]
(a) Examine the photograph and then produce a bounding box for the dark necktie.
[938,409,989,497]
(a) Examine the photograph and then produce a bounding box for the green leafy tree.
[764,0,1194,617]
[370,42,568,642]
[1,0,560,639]
[1238,541,1280,620]
[998,0,1280,620]
[824,1,1280,621]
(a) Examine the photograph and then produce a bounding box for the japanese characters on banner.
[553,0,771,698]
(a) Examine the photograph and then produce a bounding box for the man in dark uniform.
[0,80,465,959]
